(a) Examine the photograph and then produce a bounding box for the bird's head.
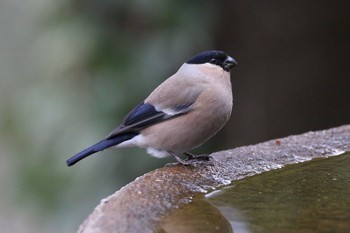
[186,50,237,72]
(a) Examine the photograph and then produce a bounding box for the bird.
[66,50,237,166]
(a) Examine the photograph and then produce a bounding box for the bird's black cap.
[186,50,237,71]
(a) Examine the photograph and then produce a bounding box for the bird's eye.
[210,58,217,64]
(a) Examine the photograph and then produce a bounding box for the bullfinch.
[67,50,237,166]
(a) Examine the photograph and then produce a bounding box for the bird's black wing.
[106,102,192,139]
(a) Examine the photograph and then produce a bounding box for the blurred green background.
[0,0,349,232]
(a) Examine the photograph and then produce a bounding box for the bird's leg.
[184,152,212,161]
[168,151,191,165]
[184,152,195,159]
[166,151,213,167]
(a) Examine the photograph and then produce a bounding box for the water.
[160,152,350,233]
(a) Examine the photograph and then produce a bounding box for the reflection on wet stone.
[158,198,232,233]
[207,152,350,232]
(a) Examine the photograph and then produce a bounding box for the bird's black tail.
[66,132,138,166]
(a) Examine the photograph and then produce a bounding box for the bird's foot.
[165,151,213,167]
[167,151,193,166]
[184,152,212,161]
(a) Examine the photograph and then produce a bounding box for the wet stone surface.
[204,152,350,233]
[78,125,350,233]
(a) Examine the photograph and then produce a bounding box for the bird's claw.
[165,152,213,167]
[185,152,212,161]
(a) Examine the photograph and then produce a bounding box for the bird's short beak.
[224,56,237,71]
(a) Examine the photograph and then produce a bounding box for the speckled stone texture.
[77,125,350,233]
